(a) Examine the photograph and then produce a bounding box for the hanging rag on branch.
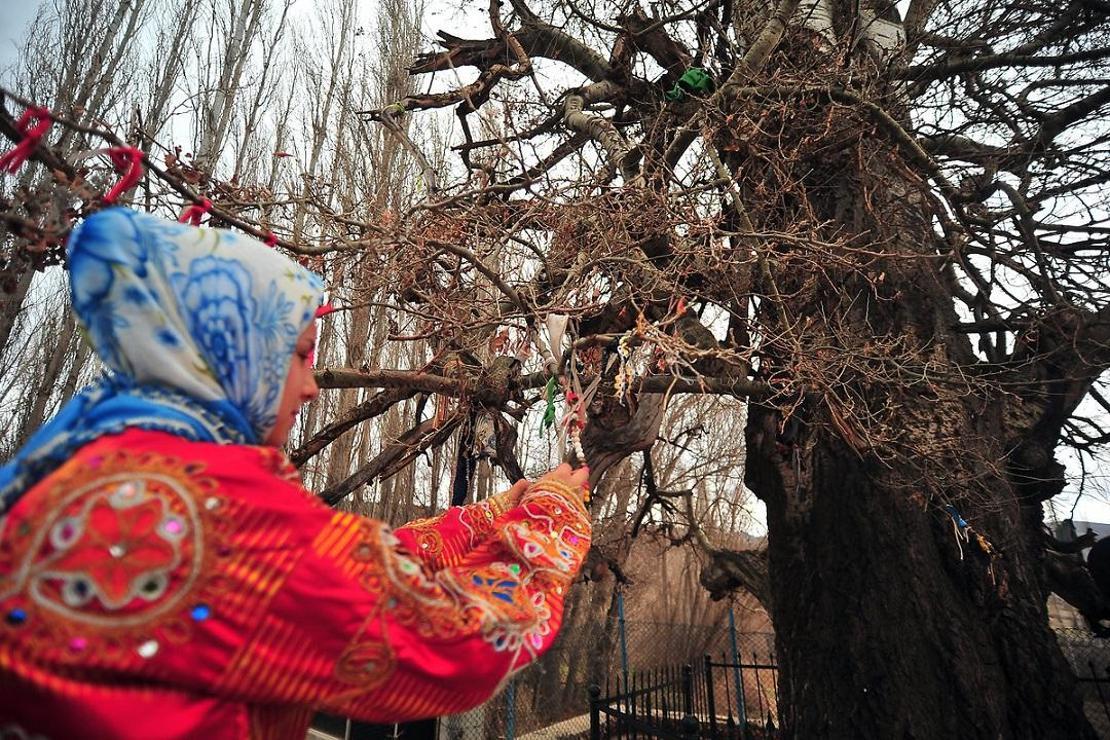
[103,147,144,204]
[0,105,51,173]
[539,313,593,469]
[179,198,212,226]
[1,92,299,252]
[944,503,1000,584]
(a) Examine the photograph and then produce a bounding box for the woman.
[0,208,591,738]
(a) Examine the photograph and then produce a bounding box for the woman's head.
[67,208,325,446]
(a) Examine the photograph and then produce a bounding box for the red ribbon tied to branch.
[314,303,336,319]
[0,106,52,174]
[179,198,212,226]
[264,231,278,248]
[103,146,145,204]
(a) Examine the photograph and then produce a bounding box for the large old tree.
[5,0,1110,737]
[372,1,1110,737]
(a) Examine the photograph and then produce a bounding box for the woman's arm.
[217,475,591,720]
[392,479,530,570]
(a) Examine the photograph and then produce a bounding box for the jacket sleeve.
[0,435,589,724]
[208,476,591,721]
[392,487,522,571]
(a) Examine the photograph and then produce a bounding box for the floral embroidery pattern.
[0,451,227,644]
[42,485,183,609]
[399,515,446,559]
[452,561,553,654]
[0,435,593,734]
[505,493,589,578]
[21,473,203,628]
[339,479,590,675]
[396,491,515,569]
[333,626,396,695]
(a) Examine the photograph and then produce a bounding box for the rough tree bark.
[731,38,1094,740]
[729,8,1100,737]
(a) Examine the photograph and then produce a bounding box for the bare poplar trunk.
[145,0,202,135]
[18,310,79,441]
[231,0,293,178]
[194,0,266,172]
[0,269,34,354]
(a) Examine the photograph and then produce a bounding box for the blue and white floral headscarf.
[0,207,325,511]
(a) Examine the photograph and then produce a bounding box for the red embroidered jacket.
[0,430,590,739]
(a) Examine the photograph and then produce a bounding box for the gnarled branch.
[321,416,463,506]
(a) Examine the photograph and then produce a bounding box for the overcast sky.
[0,2,39,70]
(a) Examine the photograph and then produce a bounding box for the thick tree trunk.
[747,414,1094,738]
[735,72,1096,734]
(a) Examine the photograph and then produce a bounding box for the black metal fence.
[429,610,777,739]
[589,665,700,740]
[582,631,1110,740]
[702,654,780,738]
[587,653,781,740]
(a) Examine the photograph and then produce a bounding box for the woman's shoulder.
[83,427,301,474]
[4,429,331,580]
[40,428,319,511]
[0,433,332,682]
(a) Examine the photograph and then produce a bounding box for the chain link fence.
[1057,627,1110,738]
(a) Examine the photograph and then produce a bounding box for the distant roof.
[1054,521,1110,560]
[1058,520,1110,540]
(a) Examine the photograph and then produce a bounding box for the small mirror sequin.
[137,639,159,659]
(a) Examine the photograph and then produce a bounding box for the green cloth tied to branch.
[541,376,557,430]
[665,67,714,101]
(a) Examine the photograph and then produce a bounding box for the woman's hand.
[503,463,590,509]
[505,477,531,507]
[534,463,590,503]
[538,462,588,489]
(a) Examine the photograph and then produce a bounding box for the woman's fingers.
[507,478,530,503]
[538,463,570,485]
[528,463,590,503]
